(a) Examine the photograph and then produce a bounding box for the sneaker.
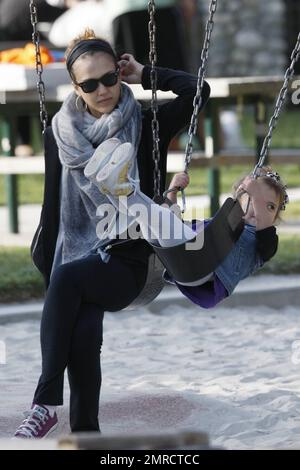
[14,404,58,439]
[84,137,121,183]
[96,142,135,196]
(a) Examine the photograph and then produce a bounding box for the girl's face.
[73,51,121,118]
[238,176,280,227]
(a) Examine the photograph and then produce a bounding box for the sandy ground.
[1,303,300,450]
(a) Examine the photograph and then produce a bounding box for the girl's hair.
[233,165,289,222]
[65,28,118,81]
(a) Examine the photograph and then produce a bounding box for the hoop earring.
[76,95,88,112]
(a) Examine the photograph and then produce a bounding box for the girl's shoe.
[96,142,135,196]
[84,137,121,184]
[14,404,58,439]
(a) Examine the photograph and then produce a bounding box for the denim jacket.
[215,223,263,295]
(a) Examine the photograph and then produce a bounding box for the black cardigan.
[31,66,211,287]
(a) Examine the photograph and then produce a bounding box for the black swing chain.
[148,0,162,200]
[253,32,300,176]
[184,0,217,172]
[30,0,48,133]
[164,0,218,212]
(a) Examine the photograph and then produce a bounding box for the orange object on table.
[0,43,54,65]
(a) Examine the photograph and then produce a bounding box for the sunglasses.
[76,68,120,93]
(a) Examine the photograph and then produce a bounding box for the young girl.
[92,152,287,308]
[160,168,287,308]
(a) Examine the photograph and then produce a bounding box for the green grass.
[240,107,300,149]
[0,247,45,303]
[0,174,44,206]
[259,234,300,275]
[283,200,300,220]
[0,235,300,303]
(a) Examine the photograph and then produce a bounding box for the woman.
[14,28,211,438]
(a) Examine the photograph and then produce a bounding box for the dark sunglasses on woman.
[76,68,120,93]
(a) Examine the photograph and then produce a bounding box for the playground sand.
[1,304,300,449]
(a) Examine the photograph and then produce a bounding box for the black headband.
[66,39,116,73]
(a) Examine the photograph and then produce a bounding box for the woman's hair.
[65,28,118,81]
[233,165,289,222]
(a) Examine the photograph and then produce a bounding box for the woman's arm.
[141,64,210,142]
[118,54,211,126]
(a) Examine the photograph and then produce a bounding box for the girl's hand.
[239,176,262,198]
[118,54,144,84]
[238,176,277,230]
[169,172,190,192]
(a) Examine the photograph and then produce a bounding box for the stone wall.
[197,0,287,77]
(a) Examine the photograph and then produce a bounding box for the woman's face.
[73,51,121,118]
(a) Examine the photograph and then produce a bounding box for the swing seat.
[151,197,245,285]
[124,252,165,310]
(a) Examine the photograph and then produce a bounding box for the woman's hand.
[118,54,144,84]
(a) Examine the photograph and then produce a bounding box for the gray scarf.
[51,83,142,266]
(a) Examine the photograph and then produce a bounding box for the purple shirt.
[165,219,228,308]
[175,275,228,309]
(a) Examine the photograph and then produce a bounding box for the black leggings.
[33,254,146,432]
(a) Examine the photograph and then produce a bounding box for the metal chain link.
[30,0,48,133]
[166,0,217,212]
[184,0,217,174]
[148,0,161,198]
[254,32,300,176]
